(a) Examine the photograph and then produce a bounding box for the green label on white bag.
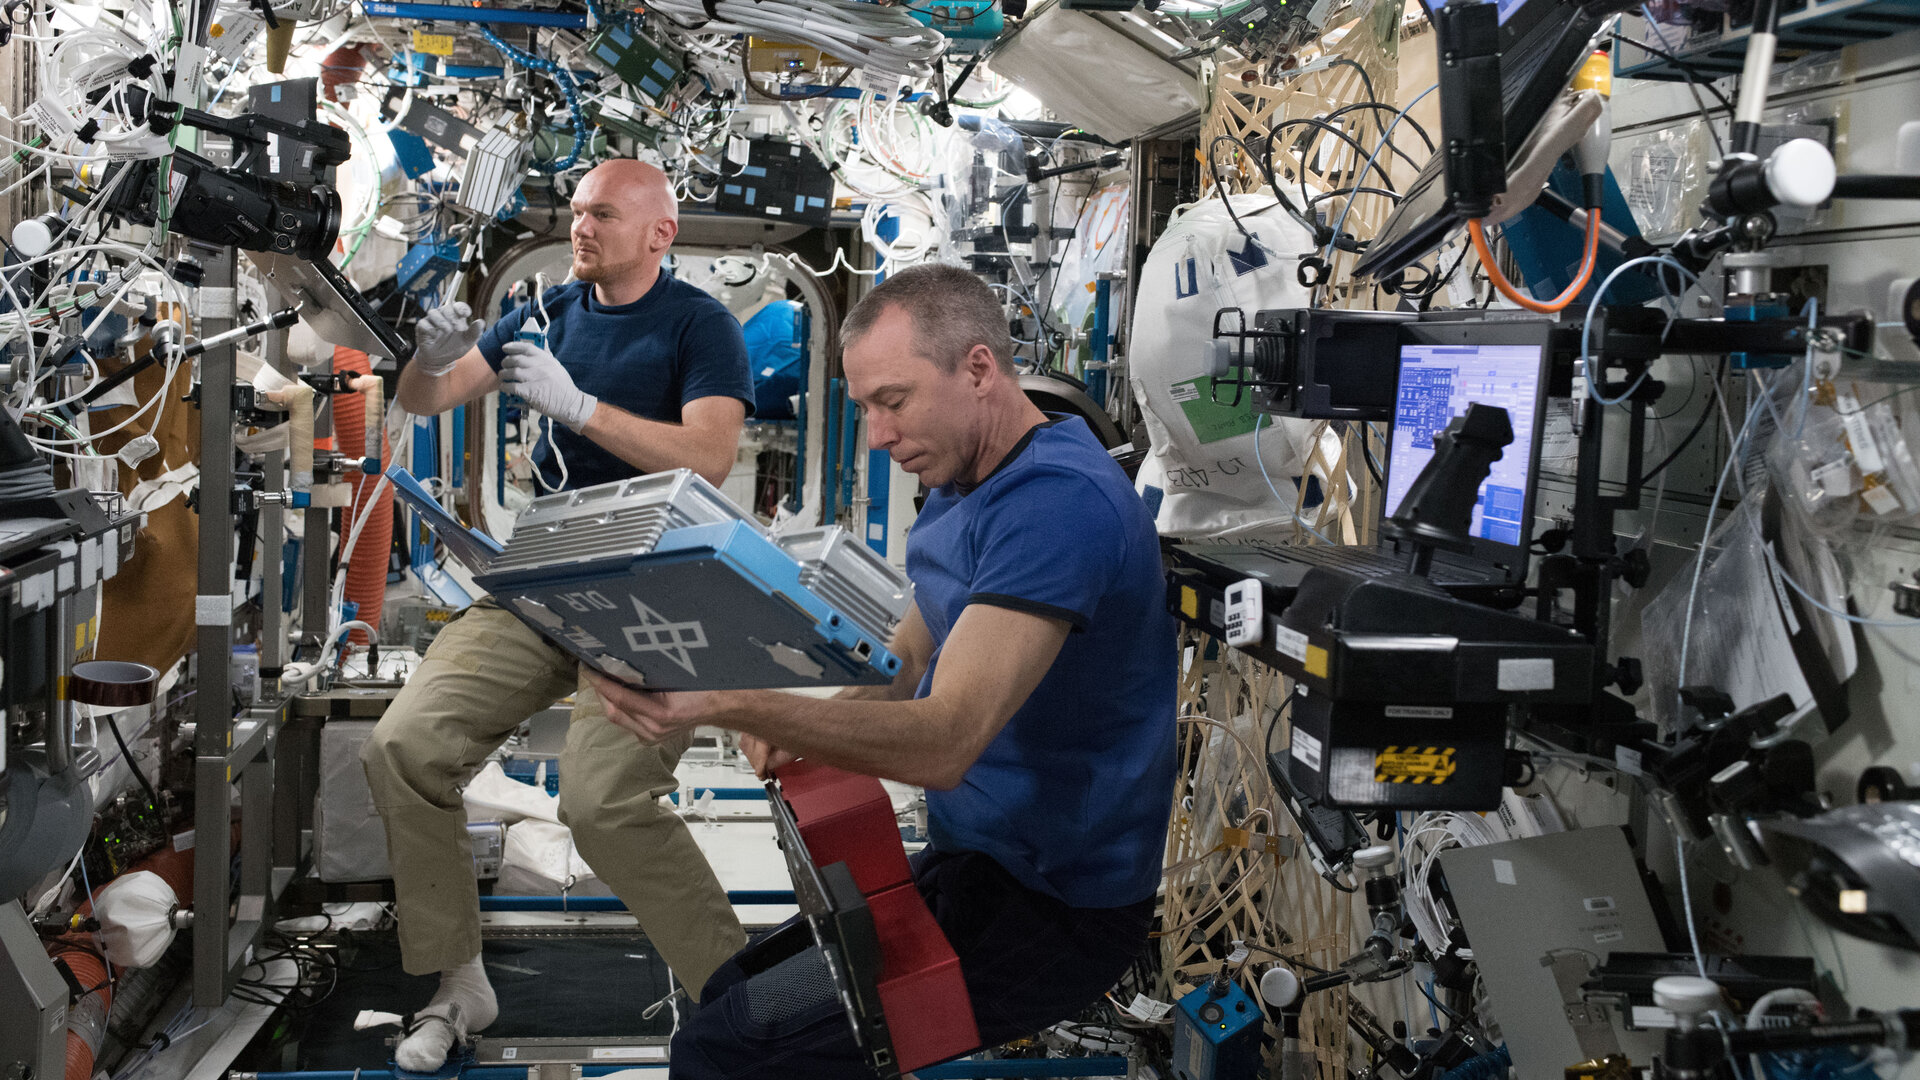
[1173,369,1259,444]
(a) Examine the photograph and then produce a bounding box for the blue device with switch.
[1170,978,1265,1080]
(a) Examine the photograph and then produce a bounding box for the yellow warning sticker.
[1304,644,1329,679]
[413,30,455,55]
[1180,586,1198,620]
[1374,746,1457,785]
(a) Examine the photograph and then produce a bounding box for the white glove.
[413,302,484,377]
[501,340,598,432]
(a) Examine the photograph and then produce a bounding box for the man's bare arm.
[834,603,934,702]
[578,395,745,486]
[594,603,1071,790]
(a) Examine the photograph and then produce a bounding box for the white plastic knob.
[1765,138,1836,209]
[1354,844,1396,871]
[1652,975,1722,1018]
[1206,337,1236,379]
[12,214,61,258]
[1260,965,1303,1007]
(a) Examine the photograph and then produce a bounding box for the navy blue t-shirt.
[908,416,1176,908]
[477,273,754,491]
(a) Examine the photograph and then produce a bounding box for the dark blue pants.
[667,848,1154,1079]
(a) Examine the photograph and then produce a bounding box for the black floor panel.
[271,930,675,1070]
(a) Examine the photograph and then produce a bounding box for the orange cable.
[1467,208,1602,314]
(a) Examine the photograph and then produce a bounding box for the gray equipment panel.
[0,900,67,1080]
[1438,828,1668,1080]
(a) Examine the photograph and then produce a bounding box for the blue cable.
[1255,414,1335,544]
[1322,83,1438,264]
[1578,255,1701,406]
[1437,1045,1510,1080]
[481,26,588,173]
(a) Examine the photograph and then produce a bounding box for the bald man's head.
[569,158,680,292]
[581,158,677,221]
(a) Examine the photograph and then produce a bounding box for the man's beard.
[573,251,648,282]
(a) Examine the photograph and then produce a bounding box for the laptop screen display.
[1384,343,1543,548]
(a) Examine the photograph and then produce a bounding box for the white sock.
[395,954,497,1073]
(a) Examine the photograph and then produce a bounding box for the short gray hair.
[841,263,1015,376]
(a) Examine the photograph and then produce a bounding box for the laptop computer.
[1178,317,1553,590]
[1350,0,1629,282]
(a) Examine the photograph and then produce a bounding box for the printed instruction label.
[196,594,229,625]
[1291,728,1324,772]
[1863,483,1902,516]
[1496,657,1555,692]
[26,97,77,135]
[1272,622,1309,663]
[1383,705,1453,719]
[1810,459,1854,499]
[1614,745,1644,776]
[1835,390,1885,475]
[1124,993,1174,1022]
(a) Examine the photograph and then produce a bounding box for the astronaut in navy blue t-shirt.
[365,159,755,1073]
[588,262,1177,1079]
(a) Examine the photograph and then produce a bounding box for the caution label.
[1374,746,1457,785]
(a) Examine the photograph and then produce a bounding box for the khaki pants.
[361,597,746,990]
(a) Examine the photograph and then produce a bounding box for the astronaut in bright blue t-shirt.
[588,262,1176,1079]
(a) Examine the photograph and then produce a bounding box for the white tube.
[267,383,316,493]
[1735,33,1777,129]
[358,373,385,467]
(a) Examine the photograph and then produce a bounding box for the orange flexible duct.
[330,347,392,645]
[1467,210,1602,314]
[49,945,110,1080]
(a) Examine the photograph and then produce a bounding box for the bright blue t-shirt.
[477,273,754,491]
[908,416,1176,908]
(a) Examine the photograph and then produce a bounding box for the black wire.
[1642,357,1727,484]
[1322,101,1435,154]
[1207,134,1267,255]
[103,713,162,810]
[1644,353,1702,421]
[1307,185,1400,208]
[1610,33,1732,156]
[1220,131,1326,241]
[1360,431,1385,487]
[1417,979,1468,1024]
[1412,244,1473,309]
[1266,116,1401,217]
[1267,117,1364,213]
[1275,56,1378,106]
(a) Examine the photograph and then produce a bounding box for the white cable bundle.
[1402,811,1502,952]
[646,0,947,80]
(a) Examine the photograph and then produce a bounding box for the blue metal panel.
[1615,0,1920,79]
[255,1060,529,1068]
[823,377,843,524]
[916,1057,1130,1078]
[1088,277,1111,411]
[666,787,765,802]
[839,398,859,514]
[450,405,466,489]
[864,447,891,556]
[478,891,796,910]
[476,520,901,689]
[362,1,588,26]
[786,306,811,513]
